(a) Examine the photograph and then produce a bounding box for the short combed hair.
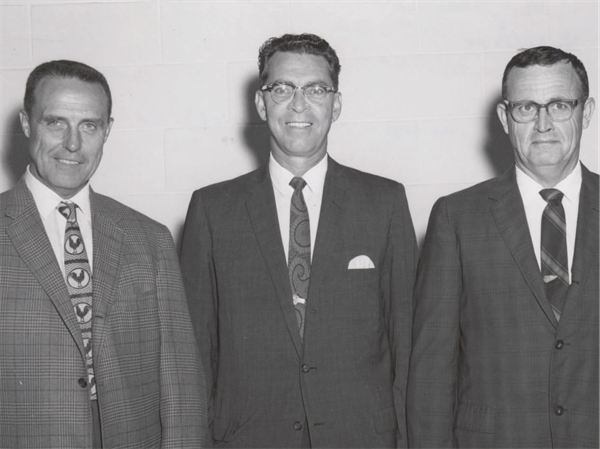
[502,46,589,99]
[258,33,342,90]
[24,60,112,117]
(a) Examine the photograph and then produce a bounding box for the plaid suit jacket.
[0,179,208,449]
[407,164,599,448]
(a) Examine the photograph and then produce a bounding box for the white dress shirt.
[516,163,581,283]
[269,153,328,262]
[25,165,94,277]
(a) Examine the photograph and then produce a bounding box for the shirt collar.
[515,162,582,205]
[269,153,328,197]
[24,164,92,221]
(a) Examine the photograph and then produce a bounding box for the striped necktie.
[58,201,96,400]
[288,177,310,340]
[539,189,569,320]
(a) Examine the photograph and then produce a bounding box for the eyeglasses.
[261,82,337,106]
[504,98,584,123]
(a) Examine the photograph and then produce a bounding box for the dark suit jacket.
[407,164,599,448]
[0,179,208,449]
[180,157,418,448]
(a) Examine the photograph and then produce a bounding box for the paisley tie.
[288,177,310,340]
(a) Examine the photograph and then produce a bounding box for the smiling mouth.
[57,158,81,165]
[286,122,312,128]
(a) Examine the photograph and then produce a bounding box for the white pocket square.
[348,255,375,269]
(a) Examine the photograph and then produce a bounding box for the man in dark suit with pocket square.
[407,46,598,448]
[0,60,207,448]
[180,33,418,448]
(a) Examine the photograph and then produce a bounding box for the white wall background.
[1,0,597,247]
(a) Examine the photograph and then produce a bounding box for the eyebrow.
[41,114,106,127]
[271,79,332,86]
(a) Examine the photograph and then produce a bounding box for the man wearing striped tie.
[0,60,207,448]
[408,46,598,448]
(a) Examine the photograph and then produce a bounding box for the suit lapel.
[89,191,124,365]
[559,165,599,324]
[310,157,350,295]
[5,180,87,356]
[489,168,558,328]
[245,165,302,357]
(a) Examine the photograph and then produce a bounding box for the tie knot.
[58,201,77,222]
[290,177,307,191]
[540,188,564,205]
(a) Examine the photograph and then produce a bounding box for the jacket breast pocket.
[454,402,496,434]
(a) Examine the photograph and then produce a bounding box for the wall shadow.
[241,74,271,167]
[483,94,514,176]
[175,74,272,251]
[2,107,29,187]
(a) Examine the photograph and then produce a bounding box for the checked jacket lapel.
[6,180,87,357]
[89,191,124,367]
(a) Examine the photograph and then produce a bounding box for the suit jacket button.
[302,364,310,373]
[555,340,564,350]
[294,421,302,431]
[78,378,87,388]
[554,405,564,416]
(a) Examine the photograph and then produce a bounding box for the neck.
[517,161,578,189]
[271,151,326,177]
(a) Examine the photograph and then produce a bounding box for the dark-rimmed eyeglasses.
[261,82,337,106]
[504,98,584,123]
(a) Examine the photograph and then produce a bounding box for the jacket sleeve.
[407,197,462,448]
[179,190,218,440]
[383,184,418,448]
[155,224,209,448]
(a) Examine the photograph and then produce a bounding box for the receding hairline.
[27,74,112,117]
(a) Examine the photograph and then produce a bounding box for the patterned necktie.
[288,177,310,340]
[539,189,569,320]
[58,202,96,400]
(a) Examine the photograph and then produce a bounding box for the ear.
[496,102,510,134]
[19,110,31,138]
[255,90,267,121]
[582,97,595,129]
[332,92,342,123]
[104,117,115,143]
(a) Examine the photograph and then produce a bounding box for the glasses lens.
[511,102,538,122]
[270,84,295,103]
[547,101,574,121]
[510,100,576,123]
[304,85,328,105]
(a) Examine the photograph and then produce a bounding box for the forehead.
[505,63,583,101]
[265,51,333,85]
[33,76,109,118]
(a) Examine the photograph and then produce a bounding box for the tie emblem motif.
[539,189,569,320]
[58,201,96,399]
[288,177,310,340]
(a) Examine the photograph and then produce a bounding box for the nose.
[64,127,82,152]
[288,87,310,114]
[534,106,553,133]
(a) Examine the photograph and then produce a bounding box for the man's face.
[255,52,342,169]
[497,63,595,184]
[20,76,113,199]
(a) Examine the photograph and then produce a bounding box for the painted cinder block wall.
[1,0,597,246]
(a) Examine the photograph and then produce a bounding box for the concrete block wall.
[1,0,597,246]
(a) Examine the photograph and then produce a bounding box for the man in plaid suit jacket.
[0,60,207,448]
